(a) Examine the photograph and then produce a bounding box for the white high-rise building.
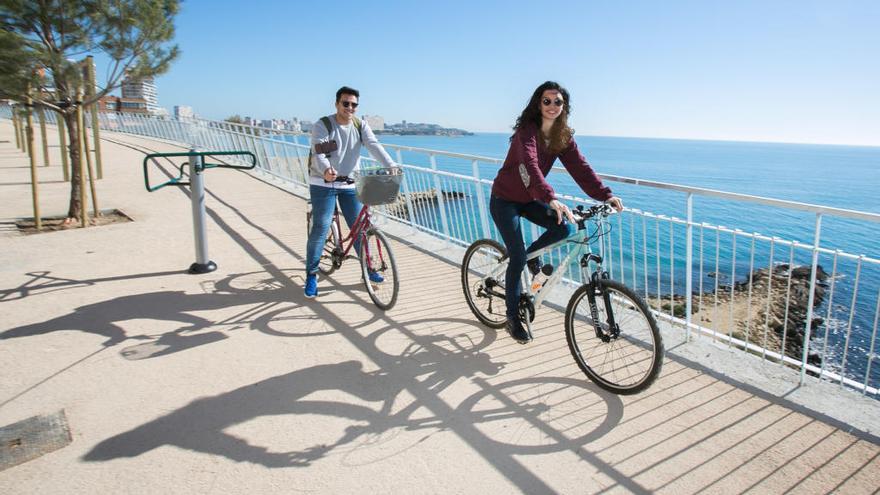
[121,75,159,114]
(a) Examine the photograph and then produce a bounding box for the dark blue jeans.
[490,196,574,318]
[306,185,362,276]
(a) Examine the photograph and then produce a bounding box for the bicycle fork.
[581,254,620,342]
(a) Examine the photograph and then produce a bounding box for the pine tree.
[0,0,180,221]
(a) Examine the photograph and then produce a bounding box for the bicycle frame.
[328,202,389,271]
[332,203,373,258]
[484,220,606,310]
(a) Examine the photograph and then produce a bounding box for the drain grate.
[0,410,71,471]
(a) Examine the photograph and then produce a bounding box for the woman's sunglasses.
[542,98,564,107]
[341,101,359,109]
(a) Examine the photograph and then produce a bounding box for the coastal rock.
[653,263,828,365]
[383,190,467,218]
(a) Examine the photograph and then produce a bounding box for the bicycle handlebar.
[544,202,615,223]
[324,175,356,184]
[572,203,615,222]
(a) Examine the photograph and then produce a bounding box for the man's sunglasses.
[542,98,564,107]
[341,101,359,109]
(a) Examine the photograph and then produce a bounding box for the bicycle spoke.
[360,229,398,310]
[565,280,663,394]
[462,240,509,328]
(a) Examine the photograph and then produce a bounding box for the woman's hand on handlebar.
[323,167,337,182]
[549,199,576,224]
[606,196,624,212]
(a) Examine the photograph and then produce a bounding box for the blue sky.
[138,0,878,146]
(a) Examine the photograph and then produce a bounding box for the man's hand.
[548,199,575,224]
[323,167,337,182]
[607,196,624,212]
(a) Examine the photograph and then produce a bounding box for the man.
[304,86,396,298]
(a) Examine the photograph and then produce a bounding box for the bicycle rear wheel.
[306,210,341,275]
[360,229,399,310]
[565,279,663,394]
[461,239,508,328]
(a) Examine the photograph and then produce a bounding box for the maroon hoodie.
[491,122,612,204]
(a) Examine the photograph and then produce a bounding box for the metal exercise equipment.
[143,149,256,273]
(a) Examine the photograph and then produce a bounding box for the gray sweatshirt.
[310,115,395,188]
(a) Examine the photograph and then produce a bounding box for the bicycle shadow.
[82,317,623,472]
[0,268,367,360]
[82,320,505,468]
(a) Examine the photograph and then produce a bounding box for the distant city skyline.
[94,0,879,146]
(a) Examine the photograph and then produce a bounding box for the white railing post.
[472,159,491,239]
[430,154,451,243]
[293,134,309,184]
[397,149,418,233]
[686,193,694,340]
[799,213,823,385]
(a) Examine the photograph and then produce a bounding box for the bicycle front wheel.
[461,239,508,328]
[360,229,399,310]
[565,279,663,394]
[307,210,340,275]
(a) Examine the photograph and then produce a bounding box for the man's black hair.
[336,86,360,102]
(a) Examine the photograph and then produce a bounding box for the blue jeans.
[306,185,363,276]
[490,195,574,318]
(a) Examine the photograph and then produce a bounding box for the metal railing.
[4,106,878,397]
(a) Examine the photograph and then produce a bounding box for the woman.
[490,81,623,344]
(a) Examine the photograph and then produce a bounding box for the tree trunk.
[64,110,83,220]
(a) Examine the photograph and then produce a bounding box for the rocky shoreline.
[382,190,467,218]
[652,264,830,365]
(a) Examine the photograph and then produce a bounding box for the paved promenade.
[1,120,878,494]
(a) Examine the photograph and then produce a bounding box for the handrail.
[589,172,880,222]
[157,114,880,222]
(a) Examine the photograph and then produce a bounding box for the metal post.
[799,213,823,384]
[397,149,418,232]
[430,153,451,243]
[685,193,694,340]
[188,149,216,273]
[472,159,491,239]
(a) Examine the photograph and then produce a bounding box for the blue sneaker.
[368,270,384,283]
[304,274,318,298]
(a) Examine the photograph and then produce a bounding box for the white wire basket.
[355,167,404,206]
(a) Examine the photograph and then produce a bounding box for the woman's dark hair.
[512,81,573,154]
